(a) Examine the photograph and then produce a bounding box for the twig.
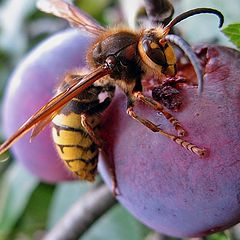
[229,225,240,240]
[43,185,117,240]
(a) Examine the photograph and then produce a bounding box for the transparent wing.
[37,0,106,35]
[30,70,86,139]
[0,65,111,155]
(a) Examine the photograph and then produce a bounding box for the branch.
[43,185,117,240]
[229,225,240,240]
[145,232,171,240]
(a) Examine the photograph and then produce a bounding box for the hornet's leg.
[133,91,186,136]
[126,103,206,157]
[81,97,119,196]
[81,114,104,147]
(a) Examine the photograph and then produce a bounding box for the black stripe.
[52,122,87,135]
[61,99,100,115]
[74,166,97,177]
[64,154,98,164]
[56,142,98,154]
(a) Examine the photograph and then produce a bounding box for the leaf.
[0,162,38,239]
[222,23,240,49]
[8,183,55,240]
[81,205,150,240]
[76,0,110,18]
[206,232,229,240]
[47,181,91,228]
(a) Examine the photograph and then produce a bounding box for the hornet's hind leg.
[81,85,119,196]
[81,113,119,196]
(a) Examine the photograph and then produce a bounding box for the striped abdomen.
[51,72,115,181]
[52,109,100,182]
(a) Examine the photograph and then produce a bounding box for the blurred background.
[0,0,239,239]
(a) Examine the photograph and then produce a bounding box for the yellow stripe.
[65,158,97,172]
[52,113,84,129]
[77,174,95,182]
[65,159,87,171]
[52,112,100,129]
[74,167,96,182]
[52,128,92,147]
[56,145,98,161]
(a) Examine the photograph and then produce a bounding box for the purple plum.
[2,29,240,237]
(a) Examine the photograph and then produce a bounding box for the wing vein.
[0,65,110,155]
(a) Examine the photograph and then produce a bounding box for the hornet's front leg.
[133,91,186,137]
[126,94,206,157]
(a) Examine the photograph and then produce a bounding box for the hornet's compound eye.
[142,39,168,67]
[138,31,177,76]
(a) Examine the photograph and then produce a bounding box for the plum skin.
[2,29,90,182]
[99,45,240,237]
[2,29,240,237]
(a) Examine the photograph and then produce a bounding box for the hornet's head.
[138,8,224,93]
[138,28,177,77]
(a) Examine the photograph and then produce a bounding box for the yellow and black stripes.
[52,113,100,181]
[52,76,115,181]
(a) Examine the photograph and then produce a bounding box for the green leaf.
[47,181,91,228]
[8,183,55,240]
[222,23,240,49]
[76,0,110,18]
[206,231,229,240]
[0,162,38,239]
[81,205,150,240]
